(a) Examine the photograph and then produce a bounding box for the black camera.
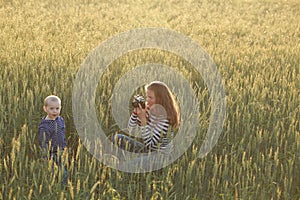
[132,95,146,109]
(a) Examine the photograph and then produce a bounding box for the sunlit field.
[0,0,299,199]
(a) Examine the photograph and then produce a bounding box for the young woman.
[112,81,180,155]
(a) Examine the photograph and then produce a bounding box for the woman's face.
[146,89,156,108]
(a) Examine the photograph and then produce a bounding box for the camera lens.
[132,95,145,109]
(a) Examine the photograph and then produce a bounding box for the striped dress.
[128,111,174,154]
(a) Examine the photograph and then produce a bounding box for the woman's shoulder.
[149,112,169,122]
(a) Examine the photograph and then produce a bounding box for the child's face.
[146,89,156,108]
[43,100,61,120]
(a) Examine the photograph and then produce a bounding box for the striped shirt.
[128,111,174,154]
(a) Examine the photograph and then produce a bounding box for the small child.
[38,95,67,186]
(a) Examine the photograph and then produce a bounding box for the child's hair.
[44,95,61,106]
[146,81,180,129]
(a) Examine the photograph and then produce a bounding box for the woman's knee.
[111,133,125,144]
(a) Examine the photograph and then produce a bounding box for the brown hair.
[146,81,180,129]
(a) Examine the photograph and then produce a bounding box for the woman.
[112,81,180,155]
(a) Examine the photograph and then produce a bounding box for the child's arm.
[59,116,67,150]
[38,126,50,159]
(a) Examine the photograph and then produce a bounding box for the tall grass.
[0,0,299,199]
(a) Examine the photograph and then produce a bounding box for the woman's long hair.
[146,81,180,129]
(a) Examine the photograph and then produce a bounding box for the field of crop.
[0,0,299,199]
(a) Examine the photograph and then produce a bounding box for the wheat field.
[0,0,299,199]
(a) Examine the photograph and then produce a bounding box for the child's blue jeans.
[50,152,68,186]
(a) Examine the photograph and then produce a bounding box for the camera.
[132,95,146,109]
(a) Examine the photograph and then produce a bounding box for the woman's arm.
[128,112,139,130]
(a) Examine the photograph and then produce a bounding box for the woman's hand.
[132,95,147,125]
[136,103,147,126]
